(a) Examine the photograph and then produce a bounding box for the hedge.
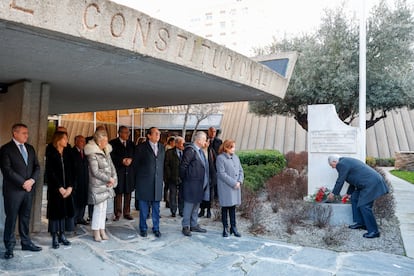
[238,150,286,191]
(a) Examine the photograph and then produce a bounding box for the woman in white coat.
[84,130,117,242]
[216,139,244,237]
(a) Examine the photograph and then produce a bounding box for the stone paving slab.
[2,171,414,275]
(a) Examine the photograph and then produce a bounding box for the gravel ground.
[201,195,405,256]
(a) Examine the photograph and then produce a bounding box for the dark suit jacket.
[70,147,89,207]
[134,141,165,201]
[110,138,135,194]
[164,147,181,185]
[332,157,389,207]
[0,140,40,196]
[180,144,207,204]
[209,137,222,156]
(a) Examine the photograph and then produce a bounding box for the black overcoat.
[134,141,165,201]
[110,138,135,194]
[164,147,181,185]
[180,144,207,204]
[70,147,89,207]
[46,146,75,220]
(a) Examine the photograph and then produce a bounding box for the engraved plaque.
[310,130,357,153]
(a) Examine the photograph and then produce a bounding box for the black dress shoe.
[222,228,229,237]
[182,227,192,237]
[58,234,71,246]
[171,213,176,217]
[198,210,205,218]
[363,232,380,238]
[22,243,42,251]
[190,225,207,233]
[52,234,59,249]
[139,231,147,237]
[206,209,211,218]
[348,223,367,230]
[77,219,89,225]
[153,231,162,238]
[113,216,120,221]
[4,249,14,259]
[124,215,134,220]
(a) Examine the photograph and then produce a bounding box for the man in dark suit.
[327,155,389,238]
[207,127,222,156]
[134,127,165,238]
[110,126,135,221]
[180,131,209,237]
[164,136,185,217]
[0,123,42,259]
[71,135,89,225]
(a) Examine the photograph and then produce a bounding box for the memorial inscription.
[310,130,357,153]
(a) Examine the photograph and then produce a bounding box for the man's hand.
[122,158,132,166]
[327,192,335,202]
[234,182,241,189]
[22,179,34,192]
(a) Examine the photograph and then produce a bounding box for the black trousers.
[168,181,183,215]
[221,206,236,228]
[3,190,33,249]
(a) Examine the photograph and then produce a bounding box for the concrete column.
[0,80,50,232]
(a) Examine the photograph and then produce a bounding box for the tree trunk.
[182,105,191,139]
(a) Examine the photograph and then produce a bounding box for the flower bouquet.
[307,186,350,204]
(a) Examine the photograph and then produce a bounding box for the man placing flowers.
[327,155,388,239]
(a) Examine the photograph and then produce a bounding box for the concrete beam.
[0,0,295,114]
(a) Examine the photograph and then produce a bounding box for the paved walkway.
[0,170,414,275]
[383,168,414,258]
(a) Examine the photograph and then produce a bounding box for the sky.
[111,0,413,56]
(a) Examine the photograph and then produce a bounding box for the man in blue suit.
[327,155,389,238]
[180,131,209,236]
[134,127,164,238]
[0,123,42,259]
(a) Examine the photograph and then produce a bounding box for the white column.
[359,0,367,160]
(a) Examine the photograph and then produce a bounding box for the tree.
[181,103,223,140]
[250,0,414,131]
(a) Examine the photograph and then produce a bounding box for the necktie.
[80,150,84,159]
[179,150,182,160]
[19,144,28,165]
[123,141,126,148]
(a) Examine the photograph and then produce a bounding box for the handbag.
[92,188,115,204]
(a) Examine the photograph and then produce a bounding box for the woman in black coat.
[46,131,75,249]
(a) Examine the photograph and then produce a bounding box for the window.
[205,12,212,20]
[220,21,226,28]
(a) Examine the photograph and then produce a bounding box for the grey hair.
[193,131,207,142]
[328,154,340,164]
[175,136,185,143]
[93,130,108,143]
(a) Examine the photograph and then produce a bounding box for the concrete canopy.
[0,0,296,114]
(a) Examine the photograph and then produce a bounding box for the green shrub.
[366,156,376,167]
[238,150,286,167]
[238,150,286,191]
[242,162,285,191]
[375,158,395,167]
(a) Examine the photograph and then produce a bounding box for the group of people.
[0,124,245,259]
[0,122,389,261]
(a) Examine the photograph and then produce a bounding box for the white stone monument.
[308,104,363,225]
